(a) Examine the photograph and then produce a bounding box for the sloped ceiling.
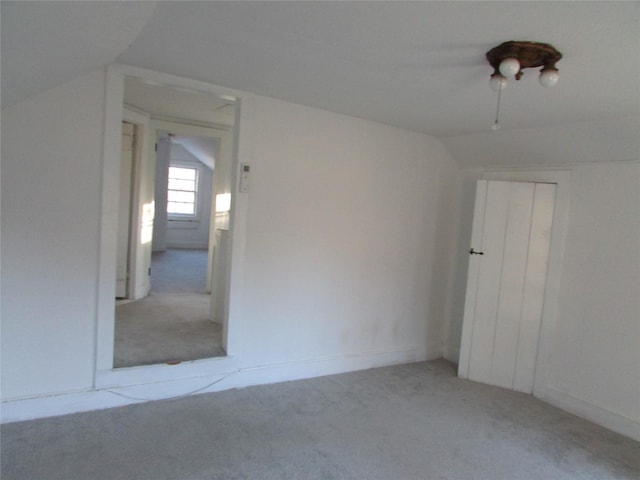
[175,137,217,171]
[158,132,217,171]
[3,2,639,148]
[1,1,157,108]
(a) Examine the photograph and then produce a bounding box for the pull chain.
[492,86,502,131]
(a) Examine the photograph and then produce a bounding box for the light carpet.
[2,360,638,480]
[114,248,224,367]
[114,292,224,367]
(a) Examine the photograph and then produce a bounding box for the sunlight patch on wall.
[141,201,155,245]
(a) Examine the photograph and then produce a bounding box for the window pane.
[168,190,195,203]
[168,166,196,180]
[168,179,195,191]
[167,202,195,215]
[167,165,198,216]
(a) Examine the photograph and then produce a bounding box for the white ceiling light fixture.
[486,40,563,130]
[498,57,521,78]
[489,73,508,92]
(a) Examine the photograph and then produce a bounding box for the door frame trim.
[120,110,149,301]
[94,65,247,389]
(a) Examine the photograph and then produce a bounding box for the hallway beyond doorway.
[150,248,208,294]
[114,249,225,368]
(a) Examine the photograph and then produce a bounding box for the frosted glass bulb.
[539,68,559,87]
[499,57,520,77]
[489,74,507,92]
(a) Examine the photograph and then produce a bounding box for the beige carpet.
[114,249,225,368]
[3,360,639,480]
[114,292,224,367]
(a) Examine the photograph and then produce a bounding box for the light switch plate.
[239,163,250,193]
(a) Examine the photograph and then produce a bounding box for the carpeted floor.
[149,249,208,294]
[114,249,225,367]
[2,360,638,480]
[114,292,224,367]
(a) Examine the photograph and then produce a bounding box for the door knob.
[469,248,484,255]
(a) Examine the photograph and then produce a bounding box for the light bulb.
[499,57,520,78]
[489,73,507,92]
[539,68,559,87]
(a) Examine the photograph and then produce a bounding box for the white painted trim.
[151,119,230,141]
[116,65,246,101]
[122,107,151,301]
[149,118,233,282]
[122,106,150,125]
[542,386,640,442]
[96,65,244,389]
[3,347,426,424]
[95,355,239,389]
[146,113,232,132]
[94,67,124,376]
[165,241,209,249]
[224,98,253,356]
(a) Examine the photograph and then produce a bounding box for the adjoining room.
[112,77,235,368]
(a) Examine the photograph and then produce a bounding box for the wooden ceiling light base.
[486,41,562,80]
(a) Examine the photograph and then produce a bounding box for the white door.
[116,122,135,298]
[458,180,556,393]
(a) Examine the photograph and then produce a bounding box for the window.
[167,166,198,216]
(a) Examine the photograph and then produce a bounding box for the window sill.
[168,218,200,230]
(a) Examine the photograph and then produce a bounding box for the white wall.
[151,138,170,252]
[544,162,639,435]
[441,167,482,362]
[227,96,460,366]
[441,117,639,170]
[165,145,213,250]
[1,70,106,399]
[443,125,640,439]
[3,66,637,442]
[1,70,461,410]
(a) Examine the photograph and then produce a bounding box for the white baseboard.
[166,241,208,249]
[541,386,640,442]
[1,347,427,424]
[233,347,430,390]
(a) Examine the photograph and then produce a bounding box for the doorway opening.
[111,75,236,369]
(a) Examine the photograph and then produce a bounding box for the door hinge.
[155,143,158,152]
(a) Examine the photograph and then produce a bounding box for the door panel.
[490,182,534,389]
[116,122,135,298]
[466,181,511,383]
[459,180,555,393]
[513,183,556,391]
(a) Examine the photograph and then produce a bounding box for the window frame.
[166,161,201,221]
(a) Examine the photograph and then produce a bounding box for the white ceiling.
[0,1,157,108]
[3,1,639,140]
